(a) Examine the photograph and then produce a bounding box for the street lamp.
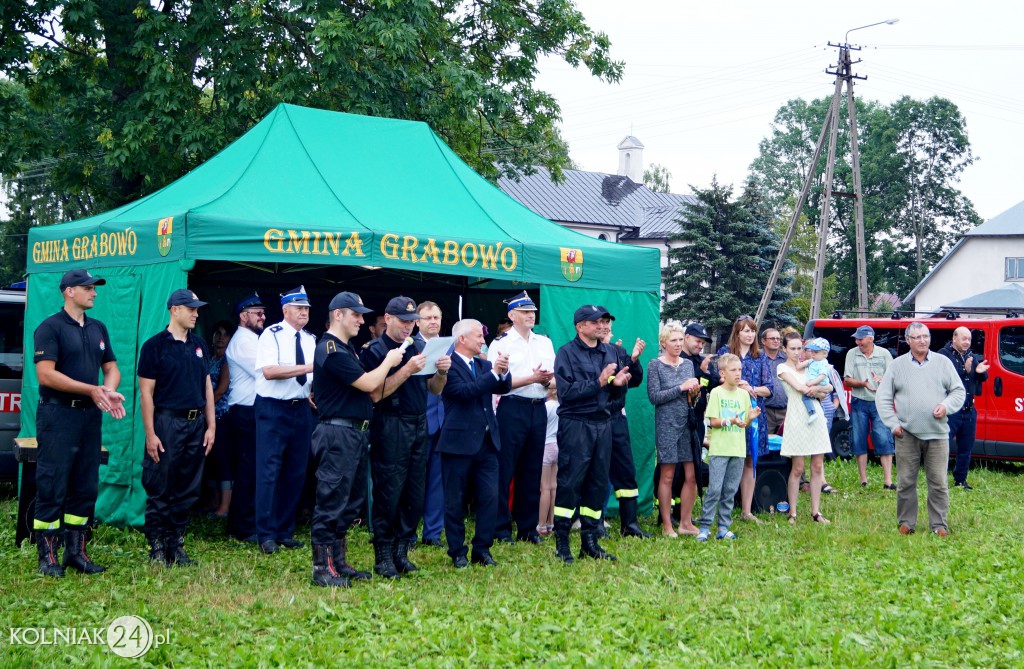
[845,18,899,45]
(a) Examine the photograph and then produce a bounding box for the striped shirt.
[874,352,966,440]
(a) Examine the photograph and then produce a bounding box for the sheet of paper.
[415,336,455,375]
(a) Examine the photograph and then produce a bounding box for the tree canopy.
[748,94,981,309]
[0,0,622,283]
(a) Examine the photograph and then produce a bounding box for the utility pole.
[756,22,896,325]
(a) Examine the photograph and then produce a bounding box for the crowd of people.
[30,268,979,585]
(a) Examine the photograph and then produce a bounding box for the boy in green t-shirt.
[697,354,761,541]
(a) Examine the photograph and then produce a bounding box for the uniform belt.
[262,397,307,406]
[40,396,93,410]
[155,407,204,421]
[505,395,546,405]
[562,411,611,424]
[321,417,370,432]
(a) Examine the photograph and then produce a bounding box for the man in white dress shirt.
[253,286,316,555]
[487,291,555,543]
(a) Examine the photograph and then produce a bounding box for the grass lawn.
[2,459,1024,667]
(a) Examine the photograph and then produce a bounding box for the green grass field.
[2,459,1023,667]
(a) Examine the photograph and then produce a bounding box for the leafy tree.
[0,0,623,278]
[643,163,672,193]
[663,178,795,342]
[748,94,980,309]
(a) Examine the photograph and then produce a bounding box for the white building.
[905,199,1024,316]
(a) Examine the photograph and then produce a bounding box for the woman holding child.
[777,332,834,524]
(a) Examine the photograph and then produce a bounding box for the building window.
[597,233,608,241]
[1006,257,1024,281]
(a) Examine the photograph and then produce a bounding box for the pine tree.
[664,178,796,342]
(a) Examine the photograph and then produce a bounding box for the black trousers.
[554,415,612,533]
[34,402,102,527]
[441,435,499,559]
[310,423,368,545]
[369,413,427,545]
[226,404,257,539]
[495,397,546,538]
[142,412,206,538]
[609,412,639,502]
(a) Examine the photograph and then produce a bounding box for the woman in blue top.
[716,315,772,523]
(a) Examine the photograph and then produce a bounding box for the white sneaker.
[807,412,819,424]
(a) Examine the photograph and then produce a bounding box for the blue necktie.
[468,357,476,378]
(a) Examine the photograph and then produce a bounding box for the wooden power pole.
[756,43,869,325]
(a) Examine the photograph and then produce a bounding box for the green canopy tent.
[23,103,662,527]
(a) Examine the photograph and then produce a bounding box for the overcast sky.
[536,0,1023,221]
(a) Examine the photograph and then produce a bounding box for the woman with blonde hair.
[647,321,700,536]
[716,315,773,523]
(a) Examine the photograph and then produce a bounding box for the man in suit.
[438,319,511,568]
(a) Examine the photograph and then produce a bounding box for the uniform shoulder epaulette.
[302,329,317,342]
[269,324,283,333]
[361,341,372,349]
[492,332,508,341]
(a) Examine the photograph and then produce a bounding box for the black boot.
[373,540,400,579]
[166,533,196,567]
[393,538,419,574]
[619,498,652,539]
[332,537,371,581]
[553,518,574,564]
[312,544,350,588]
[580,531,617,561]
[62,527,106,574]
[146,535,168,567]
[36,529,65,578]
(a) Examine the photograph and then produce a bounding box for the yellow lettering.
[287,229,311,254]
[99,233,110,257]
[380,233,399,259]
[310,231,323,255]
[264,228,285,253]
[442,241,460,265]
[500,246,517,271]
[32,243,41,265]
[127,230,137,255]
[419,239,440,264]
[89,235,97,258]
[478,242,501,270]
[461,242,478,268]
[341,232,363,256]
[401,235,419,261]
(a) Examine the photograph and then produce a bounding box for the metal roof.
[967,199,1024,237]
[497,167,694,239]
[941,282,1024,310]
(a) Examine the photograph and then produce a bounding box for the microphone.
[398,336,415,352]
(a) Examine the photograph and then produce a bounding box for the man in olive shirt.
[843,325,895,489]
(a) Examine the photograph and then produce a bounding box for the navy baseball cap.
[60,269,106,291]
[852,325,875,339]
[329,291,373,314]
[385,296,420,321]
[234,292,264,314]
[684,323,712,342]
[167,289,207,309]
[281,285,311,307]
[504,290,537,312]
[573,305,611,324]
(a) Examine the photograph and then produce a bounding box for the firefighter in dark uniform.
[33,269,127,577]
[552,305,632,563]
[309,292,404,587]
[597,312,651,539]
[359,296,450,578]
[138,289,215,567]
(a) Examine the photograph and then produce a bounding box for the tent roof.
[27,104,659,292]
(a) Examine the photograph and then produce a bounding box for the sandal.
[787,513,797,525]
[821,484,838,495]
[812,513,831,525]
